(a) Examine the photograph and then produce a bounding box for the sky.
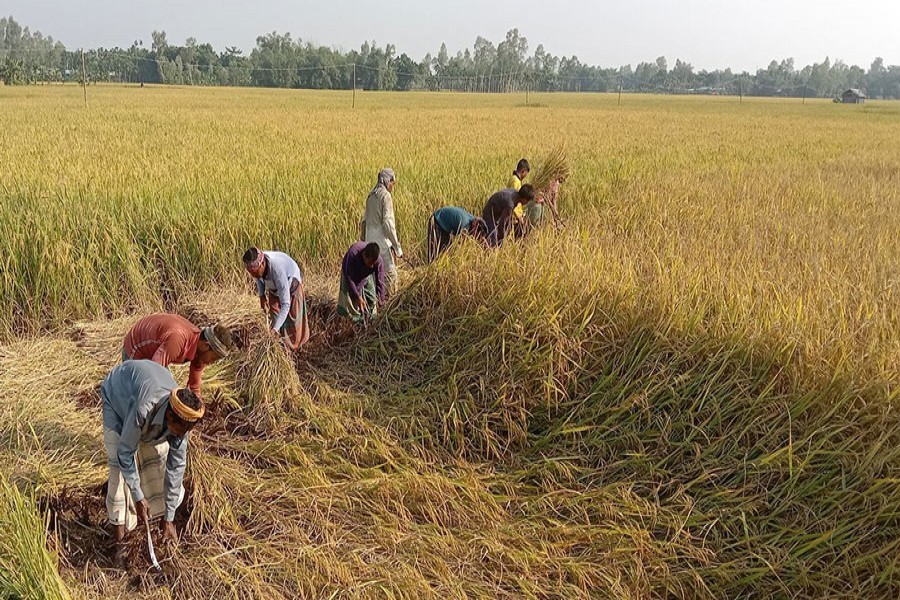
[6,0,900,72]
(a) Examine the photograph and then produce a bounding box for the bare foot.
[114,543,128,570]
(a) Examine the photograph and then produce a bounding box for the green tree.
[0,56,25,84]
[394,53,420,90]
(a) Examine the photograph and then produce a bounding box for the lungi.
[381,249,398,293]
[336,275,378,324]
[266,277,310,351]
[103,428,183,531]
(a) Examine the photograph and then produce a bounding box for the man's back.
[260,251,303,290]
[434,206,475,235]
[342,242,378,281]
[364,188,390,245]
[482,189,517,232]
[124,314,199,363]
[101,360,177,433]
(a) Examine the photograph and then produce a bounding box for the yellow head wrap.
[169,389,205,423]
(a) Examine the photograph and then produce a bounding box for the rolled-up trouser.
[103,427,183,531]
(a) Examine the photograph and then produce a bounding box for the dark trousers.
[427,216,454,262]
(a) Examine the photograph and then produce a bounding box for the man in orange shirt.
[123,314,234,395]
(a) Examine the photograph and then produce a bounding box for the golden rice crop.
[1,85,897,344]
[0,474,71,600]
[0,85,897,598]
[365,232,900,596]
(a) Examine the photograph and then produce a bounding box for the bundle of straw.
[235,335,302,429]
[529,144,572,193]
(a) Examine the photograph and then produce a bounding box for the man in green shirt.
[427,206,487,261]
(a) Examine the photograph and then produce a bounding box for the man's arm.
[187,361,204,395]
[116,409,146,503]
[163,435,188,522]
[345,275,363,304]
[496,204,513,245]
[342,254,363,303]
[382,193,403,258]
[271,267,291,332]
[257,278,267,311]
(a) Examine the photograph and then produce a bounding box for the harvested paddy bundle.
[529,144,571,193]
[235,334,304,429]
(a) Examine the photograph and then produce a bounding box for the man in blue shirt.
[427,206,488,262]
[101,360,205,566]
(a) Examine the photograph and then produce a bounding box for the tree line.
[2,16,900,98]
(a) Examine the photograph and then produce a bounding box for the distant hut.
[842,89,866,104]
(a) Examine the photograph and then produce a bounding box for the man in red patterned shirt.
[122,314,234,395]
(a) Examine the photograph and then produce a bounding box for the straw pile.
[235,334,304,430]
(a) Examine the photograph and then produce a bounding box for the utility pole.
[352,63,356,109]
[618,82,623,106]
[81,48,87,106]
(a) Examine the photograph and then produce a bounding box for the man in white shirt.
[360,168,403,292]
[243,247,310,350]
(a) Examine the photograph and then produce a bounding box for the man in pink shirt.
[122,314,234,395]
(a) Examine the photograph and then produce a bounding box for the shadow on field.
[294,273,900,597]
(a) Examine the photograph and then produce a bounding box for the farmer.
[525,176,565,229]
[427,206,488,262]
[337,241,385,323]
[360,168,403,292]
[507,158,530,219]
[243,247,310,350]
[123,314,234,396]
[482,185,536,247]
[101,360,204,566]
